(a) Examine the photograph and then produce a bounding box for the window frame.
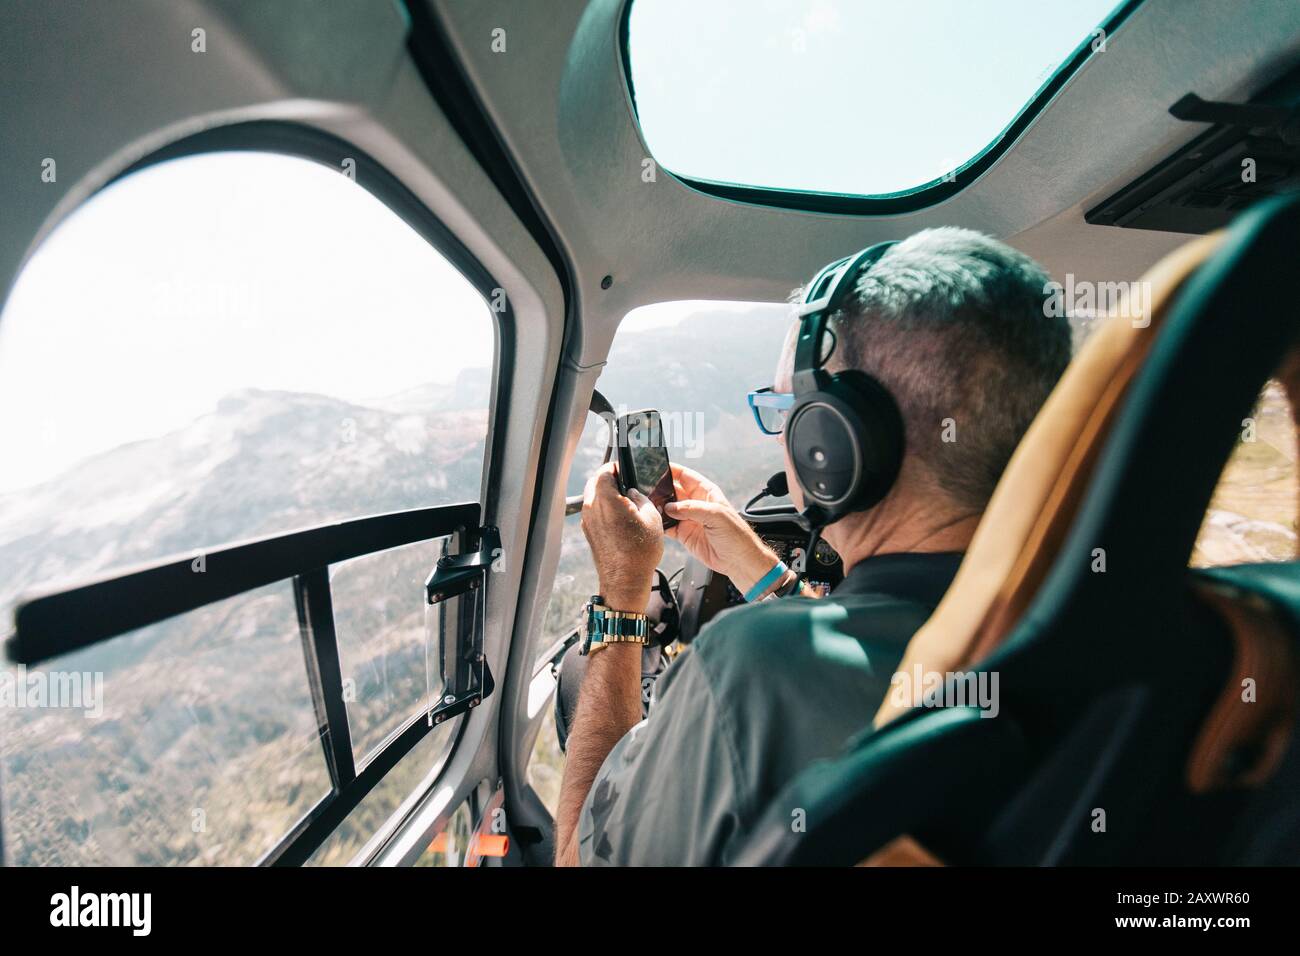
[618,0,1146,214]
[0,123,514,867]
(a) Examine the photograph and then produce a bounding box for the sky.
[0,152,784,495]
[629,0,1121,196]
[0,153,495,492]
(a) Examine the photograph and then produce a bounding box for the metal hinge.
[425,526,500,725]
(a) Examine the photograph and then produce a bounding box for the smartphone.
[614,409,678,529]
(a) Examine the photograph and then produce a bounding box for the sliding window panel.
[0,582,329,866]
[330,536,451,766]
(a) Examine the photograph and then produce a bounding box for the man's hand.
[580,462,664,610]
[555,462,659,867]
[664,465,781,596]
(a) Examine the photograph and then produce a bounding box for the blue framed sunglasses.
[747,386,795,436]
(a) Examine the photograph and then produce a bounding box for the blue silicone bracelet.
[744,560,789,602]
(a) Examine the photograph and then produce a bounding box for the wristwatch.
[581,595,650,656]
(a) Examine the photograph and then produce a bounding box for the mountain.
[0,385,487,866]
[365,367,493,415]
[0,387,486,624]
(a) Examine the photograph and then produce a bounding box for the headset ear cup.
[788,373,904,522]
[787,393,864,515]
[789,241,904,525]
[831,370,905,509]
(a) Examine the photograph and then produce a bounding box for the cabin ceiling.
[430,0,1300,362]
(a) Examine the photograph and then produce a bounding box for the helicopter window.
[602,301,794,510]
[331,537,455,765]
[526,301,791,815]
[0,151,493,625]
[625,0,1127,200]
[0,149,499,866]
[541,300,791,650]
[1191,381,1298,567]
[1,582,332,866]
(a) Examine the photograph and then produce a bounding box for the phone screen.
[618,410,677,528]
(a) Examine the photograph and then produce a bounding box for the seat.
[736,193,1300,866]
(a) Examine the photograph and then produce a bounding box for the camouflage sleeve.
[576,643,748,866]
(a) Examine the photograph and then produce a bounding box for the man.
[555,227,1071,866]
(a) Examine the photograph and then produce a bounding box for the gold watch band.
[598,630,649,643]
[582,598,650,655]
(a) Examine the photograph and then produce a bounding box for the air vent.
[1087,66,1300,234]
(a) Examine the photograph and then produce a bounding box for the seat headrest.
[874,232,1226,728]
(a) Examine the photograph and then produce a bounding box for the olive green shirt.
[577,552,963,866]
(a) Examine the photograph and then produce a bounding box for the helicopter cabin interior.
[1,0,1300,871]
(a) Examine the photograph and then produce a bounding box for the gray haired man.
[555,227,1071,866]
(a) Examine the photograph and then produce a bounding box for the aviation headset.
[788,240,905,532]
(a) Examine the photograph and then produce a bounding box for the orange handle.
[472,834,509,858]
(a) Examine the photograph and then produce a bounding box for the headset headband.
[792,241,898,395]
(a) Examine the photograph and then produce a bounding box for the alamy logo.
[0,666,103,718]
[593,405,706,459]
[1043,274,1152,328]
[888,665,1000,718]
[50,886,151,936]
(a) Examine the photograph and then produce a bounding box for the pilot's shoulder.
[690,596,843,684]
